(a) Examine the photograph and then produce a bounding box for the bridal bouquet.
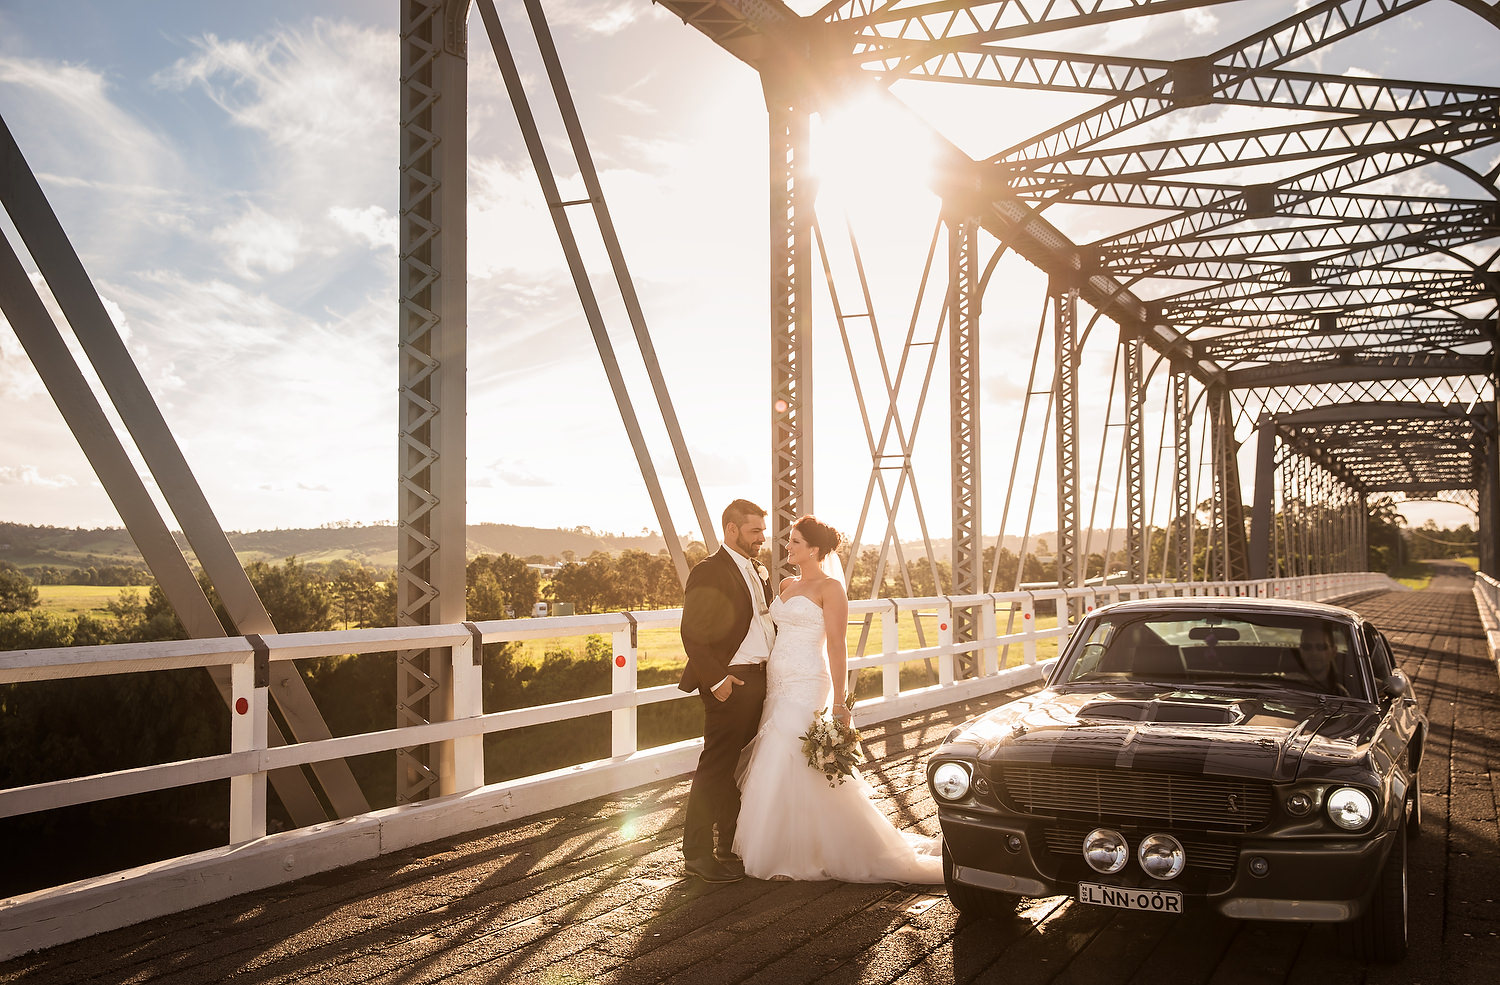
[799,694,865,787]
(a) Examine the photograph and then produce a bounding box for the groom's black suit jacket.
[678,547,772,694]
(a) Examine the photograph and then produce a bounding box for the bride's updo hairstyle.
[793,515,842,560]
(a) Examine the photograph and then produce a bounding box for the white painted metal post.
[882,603,900,700]
[981,596,999,676]
[444,634,485,795]
[612,619,638,758]
[229,653,267,844]
[1022,595,1038,666]
[938,601,956,686]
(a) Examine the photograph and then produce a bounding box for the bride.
[732,515,942,884]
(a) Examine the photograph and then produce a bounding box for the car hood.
[955,685,1380,783]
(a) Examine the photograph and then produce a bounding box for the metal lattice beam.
[397,0,469,806]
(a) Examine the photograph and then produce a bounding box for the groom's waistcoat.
[677,548,772,694]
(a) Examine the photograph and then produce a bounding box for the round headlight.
[1082,828,1128,874]
[931,762,972,801]
[1137,833,1186,880]
[1327,787,1374,830]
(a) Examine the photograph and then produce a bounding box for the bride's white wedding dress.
[733,594,943,883]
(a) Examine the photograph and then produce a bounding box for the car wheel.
[943,842,1018,922]
[1337,818,1408,963]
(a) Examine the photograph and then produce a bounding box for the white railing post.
[882,602,900,700]
[447,629,485,794]
[229,644,267,844]
[1022,594,1038,666]
[611,615,639,758]
[981,595,999,677]
[938,600,955,686]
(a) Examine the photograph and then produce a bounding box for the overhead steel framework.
[655,0,1499,654]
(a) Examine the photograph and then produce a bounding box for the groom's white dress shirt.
[712,547,775,691]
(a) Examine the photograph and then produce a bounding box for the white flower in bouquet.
[798,693,865,787]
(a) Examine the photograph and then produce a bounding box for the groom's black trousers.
[683,664,766,860]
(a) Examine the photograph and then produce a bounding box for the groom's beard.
[729,532,763,560]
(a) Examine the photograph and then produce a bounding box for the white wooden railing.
[0,572,1396,958]
[1473,571,1500,664]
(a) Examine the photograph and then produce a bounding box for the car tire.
[942,842,1018,922]
[1337,818,1408,963]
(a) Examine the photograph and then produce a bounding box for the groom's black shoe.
[685,855,742,883]
[714,851,746,878]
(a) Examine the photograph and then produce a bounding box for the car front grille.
[998,763,1273,831]
[1042,825,1240,872]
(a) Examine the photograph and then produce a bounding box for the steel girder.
[1208,385,1250,580]
[1123,330,1147,582]
[1172,366,1193,581]
[767,81,815,583]
[2,118,369,827]
[397,0,470,806]
[949,215,981,671]
[1054,285,1082,590]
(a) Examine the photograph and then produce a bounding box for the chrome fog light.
[1327,787,1374,830]
[931,762,971,801]
[1137,833,1186,880]
[1285,791,1314,817]
[1082,828,1129,874]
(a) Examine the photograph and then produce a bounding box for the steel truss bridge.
[0,0,1497,955]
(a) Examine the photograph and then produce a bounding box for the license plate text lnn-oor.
[1077,881,1184,913]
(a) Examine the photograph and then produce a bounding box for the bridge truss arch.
[653,0,1498,655]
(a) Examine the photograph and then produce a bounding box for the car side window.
[1069,621,1115,680]
[1363,623,1394,680]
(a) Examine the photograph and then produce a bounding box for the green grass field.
[510,606,1062,680]
[35,585,145,617]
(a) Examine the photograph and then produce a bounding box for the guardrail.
[1473,571,1500,665]
[0,571,1396,957]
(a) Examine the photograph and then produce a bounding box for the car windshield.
[1059,610,1365,699]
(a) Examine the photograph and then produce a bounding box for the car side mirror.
[1381,670,1410,700]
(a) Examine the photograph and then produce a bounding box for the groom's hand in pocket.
[711,675,745,701]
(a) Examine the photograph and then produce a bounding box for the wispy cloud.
[0,465,78,489]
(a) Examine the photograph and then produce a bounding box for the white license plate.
[1078,881,1184,914]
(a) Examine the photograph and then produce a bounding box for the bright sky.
[0,1,1491,543]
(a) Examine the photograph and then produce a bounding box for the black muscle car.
[929,596,1426,962]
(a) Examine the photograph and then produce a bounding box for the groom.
[678,498,775,883]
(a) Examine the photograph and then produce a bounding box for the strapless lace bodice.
[767,595,831,701]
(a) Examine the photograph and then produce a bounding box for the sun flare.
[810,93,940,212]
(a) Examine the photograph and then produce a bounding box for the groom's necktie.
[735,556,775,652]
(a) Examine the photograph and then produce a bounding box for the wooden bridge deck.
[3,575,1497,985]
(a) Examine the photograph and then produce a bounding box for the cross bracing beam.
[1107,234,1500,284]
[1265,401,1492,494]
[823,0,1242,48]
[1101,208,1500,267]
[855,43,1500,126]
[1162,282,1496,328]
[992,0,1437,164]
[1229,358,1497,389]
[1160,269,1494,310]
[1001,114,1499,187]
[1201,318,1496,361]
[1092,185,1498,244]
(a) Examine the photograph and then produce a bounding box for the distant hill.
[0,521,671,573]
[1,520,1135,577]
